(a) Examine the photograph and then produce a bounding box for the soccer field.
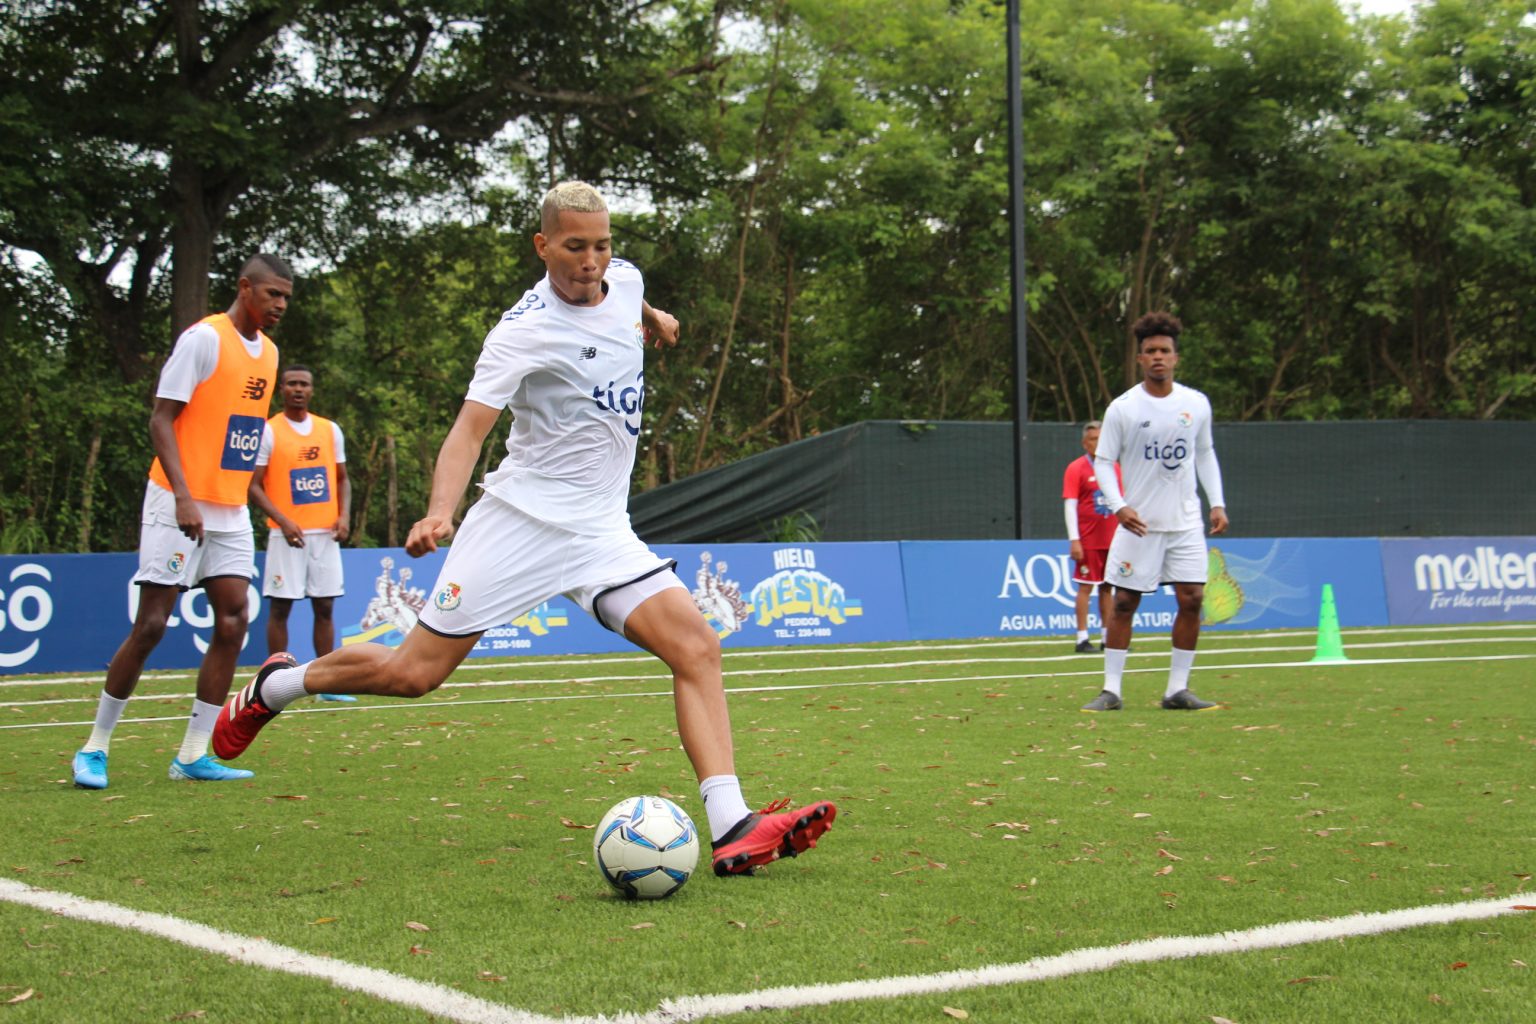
[2,625,1532,1022]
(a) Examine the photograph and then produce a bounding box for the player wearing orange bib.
[248,366,353,702]
[71,255,292,790]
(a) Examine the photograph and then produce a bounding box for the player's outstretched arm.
[641,301,679,349]
[406,400,502,557]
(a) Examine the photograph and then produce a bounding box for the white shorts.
[263,530,345,600]
[1104,525,1208,593]
[132,522,256,590]
[417,495,680,637]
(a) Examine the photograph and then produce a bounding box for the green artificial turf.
[1,626,1530,1022]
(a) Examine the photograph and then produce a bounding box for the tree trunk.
[386,434,399,548]
[169,158,214,333]
[76,432,101,553]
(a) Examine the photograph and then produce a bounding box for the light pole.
[1007,0,1029,538]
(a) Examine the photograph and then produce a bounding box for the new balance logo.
[1141,420,1152,428]
[298,446,321,461]
[579,347,598,360]
[242,377,269,401]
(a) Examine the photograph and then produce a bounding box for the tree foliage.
[1,0,1532,552]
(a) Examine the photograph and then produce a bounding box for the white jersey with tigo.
[1093,381,1225,533]
[467,259,648,536]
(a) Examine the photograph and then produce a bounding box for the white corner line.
[0,877,638,1024]
[657,896,1528,1021]
[1,878,1525,1023]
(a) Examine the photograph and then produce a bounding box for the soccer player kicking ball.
[215,182,835,876]
[1080,312,1229,713]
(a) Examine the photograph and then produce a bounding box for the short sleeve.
[254,423,275,467]
[155,323,221,402]
[332,422,347,464]
[464,319,542,411]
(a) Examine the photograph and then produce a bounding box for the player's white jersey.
[1094,381,1223,532]
[467,259,648,535]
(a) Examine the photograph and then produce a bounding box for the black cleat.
[1161,689,1219,711]
[1074,639,1098,654]
[1080,690,1123,713]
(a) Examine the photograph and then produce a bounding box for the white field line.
[3,635,1532,708]
[6,635,1529,709]
[7,621,1533,687]
[655,897,1530,1022]
[0,877,1524,1024]
[0,877,586,1024]
[5,652,1534,731]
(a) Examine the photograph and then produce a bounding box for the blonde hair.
[540,181,608,233]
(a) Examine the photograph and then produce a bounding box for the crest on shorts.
[1115,560,1133,578]
[167,552,186,574]
[434,582,463,612]
[271,574,284,589]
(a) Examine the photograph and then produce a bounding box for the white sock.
[260,664,312,712]
[177,699,221,764]
[1075,629,1089,643]
[1167,647,1197,698]
[699,774,752,844]
[82,692,129,753]
[1103,648,1128,697]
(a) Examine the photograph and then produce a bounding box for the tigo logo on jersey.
[220,414,265,470]
[1177,411,1193,428]
[434,582,463,612]
[289,466,331,505]
[591,369,646,437]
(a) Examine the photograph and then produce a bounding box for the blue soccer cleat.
[316,693,357,703]
[73,749,108,790]
[168,755,255,782]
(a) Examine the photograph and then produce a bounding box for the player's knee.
[1177,590,1204,614]
[670,621,721,675]
[130,613,170,650]
[385,660,445,699]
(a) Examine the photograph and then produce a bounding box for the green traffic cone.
[1308,583,1348,664]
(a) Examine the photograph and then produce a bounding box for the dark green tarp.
[629,420,1536,543]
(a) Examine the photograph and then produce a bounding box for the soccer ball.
[593,795,700,900]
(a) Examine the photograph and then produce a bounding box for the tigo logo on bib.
[220,414,266,470]
[289,466,330,505]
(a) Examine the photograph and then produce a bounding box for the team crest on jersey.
[168,552,186,574]
[633,321,646,347]
[434,582,463,612]
[1177,411,1193,428]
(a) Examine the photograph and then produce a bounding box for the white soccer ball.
[593,795,700,900]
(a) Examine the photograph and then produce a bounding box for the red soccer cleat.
[212,652,297,760]
[711,798,837,876]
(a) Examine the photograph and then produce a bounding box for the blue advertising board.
[10,534,1524,676]
[1381,537,1536,625]
[899,538,1389,640]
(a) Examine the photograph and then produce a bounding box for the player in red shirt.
[1063,421,1120,653]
